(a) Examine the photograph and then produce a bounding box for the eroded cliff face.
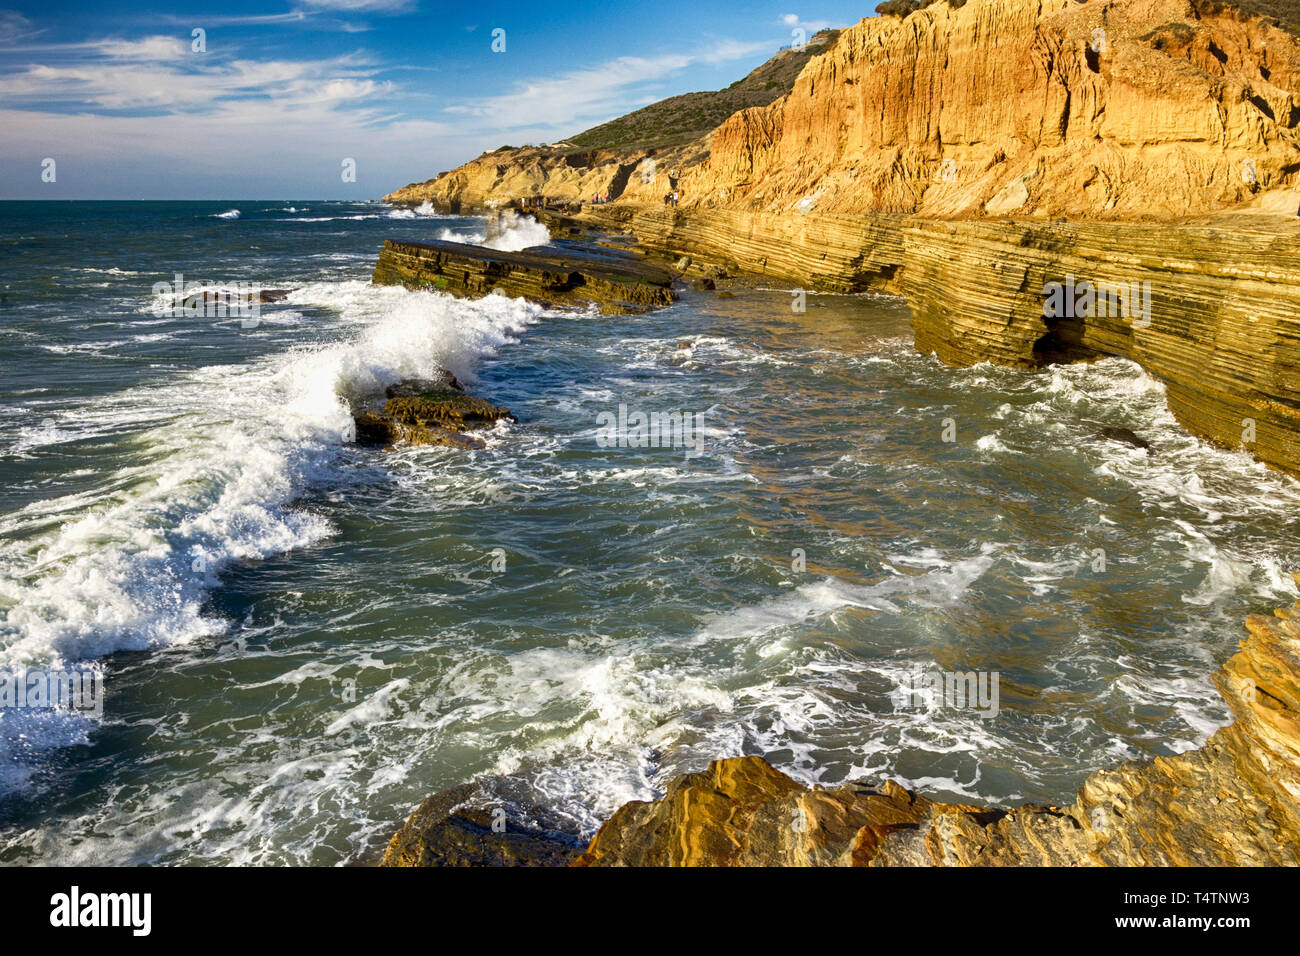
[573,581,1300,865]
[686,0,1300,218]
[905,217,1300,477]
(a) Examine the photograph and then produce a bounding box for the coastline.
[371,214,1300,866]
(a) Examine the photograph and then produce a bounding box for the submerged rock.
[1094,425,1153,452]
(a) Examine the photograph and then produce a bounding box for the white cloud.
[93,36,189,61]
[780,13,834,33]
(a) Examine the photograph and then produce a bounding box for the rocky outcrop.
[380,0,1300,478]
[685,0,1300,219]
[574,581,1300,865]
[380,779,584,866]
[371,238,676,314]
[353,375,513,450]
[399,0,1300,219]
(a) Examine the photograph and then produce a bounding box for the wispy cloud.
[0,40,392,113]
[0,8,40,45]
[153,11,311,28]
[446,39,770,134]
[298,0,417,11]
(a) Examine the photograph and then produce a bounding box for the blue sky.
[0,0,870,199]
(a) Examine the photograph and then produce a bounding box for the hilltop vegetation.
[564,30,840,152]
[1196,0,1300,34]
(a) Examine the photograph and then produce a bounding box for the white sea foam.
[385,201,440,219]
[436,211,551,252]
[213,209,240,220]
[0,280,542,792]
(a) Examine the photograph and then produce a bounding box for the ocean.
[1,200,1298,864]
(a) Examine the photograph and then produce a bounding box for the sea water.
[1,200,1298,864]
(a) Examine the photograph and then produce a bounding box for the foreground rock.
[353,375,513,450]
[371,238,675,314]
[575,581,1300,865]
[381,779,584,867]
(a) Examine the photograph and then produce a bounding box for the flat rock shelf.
[371,238,676,314]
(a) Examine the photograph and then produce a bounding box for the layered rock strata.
[371,238,676,314]
[383,141,708,214]
[577,205,1300,479]
[580,205,907,293]
[903,217,1300,478]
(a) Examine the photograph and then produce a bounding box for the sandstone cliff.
[573,581,1300,865]
[685,0,1300,219]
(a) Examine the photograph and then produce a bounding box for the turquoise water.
[2,201,1299,864]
